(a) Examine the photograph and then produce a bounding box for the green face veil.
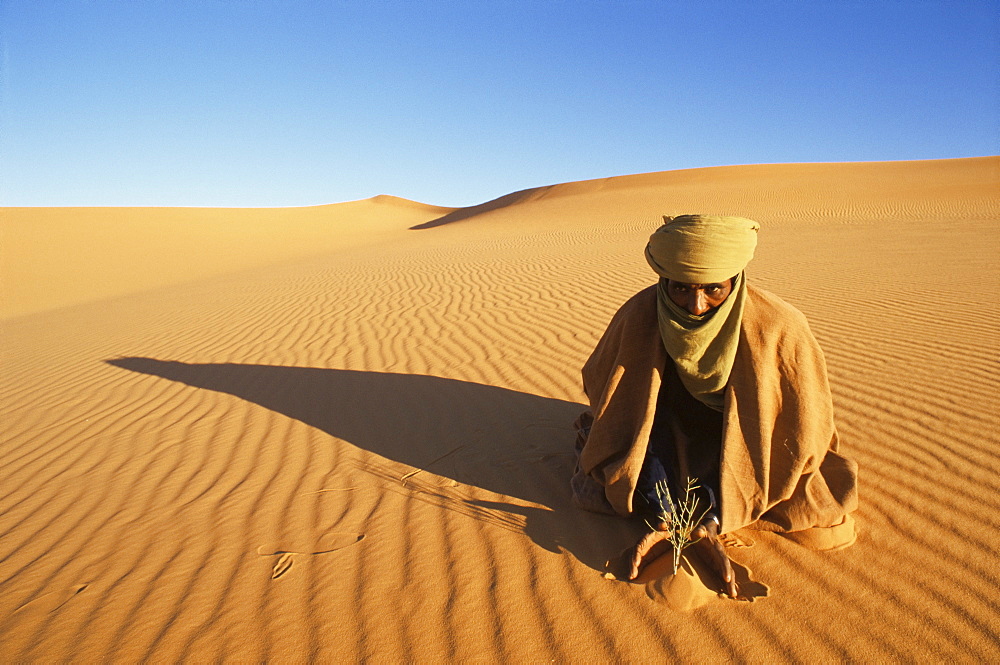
[644,215,760,410]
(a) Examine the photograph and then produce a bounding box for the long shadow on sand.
[105,358,637,570]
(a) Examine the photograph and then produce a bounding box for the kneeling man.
[572,215,858,598]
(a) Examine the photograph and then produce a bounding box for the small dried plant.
[645,476,712,576]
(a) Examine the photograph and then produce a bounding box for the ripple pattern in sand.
[2,162,999,661]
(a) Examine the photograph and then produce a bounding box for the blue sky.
[2,1,997,208]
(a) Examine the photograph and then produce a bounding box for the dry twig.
[645,476,712,576]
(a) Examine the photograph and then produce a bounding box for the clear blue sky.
[2,1,997,208]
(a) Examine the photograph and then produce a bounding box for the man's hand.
[627,521,671,581]
[626,518,739,598]
[691,519,738,598]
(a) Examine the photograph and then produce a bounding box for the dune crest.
[412,157,999,230]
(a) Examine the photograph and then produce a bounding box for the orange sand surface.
[2,157,998,661]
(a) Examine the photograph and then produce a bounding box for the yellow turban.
[645,215,760,283]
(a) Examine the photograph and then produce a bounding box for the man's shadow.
[105,358,637,571]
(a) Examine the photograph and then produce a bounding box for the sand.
[1,157,998,661]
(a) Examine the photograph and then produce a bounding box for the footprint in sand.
[257,532,365,580]
[270,553,295,579]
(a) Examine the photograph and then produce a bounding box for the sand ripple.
[2,158,998,661]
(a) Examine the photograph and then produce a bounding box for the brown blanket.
[576,284,858,550]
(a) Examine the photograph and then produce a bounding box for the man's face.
[666,278,734,316]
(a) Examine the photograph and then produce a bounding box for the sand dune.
[1,158,998,661]
[0,195,455,320]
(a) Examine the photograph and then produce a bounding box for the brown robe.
[575,284,858,550]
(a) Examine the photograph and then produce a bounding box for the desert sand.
[1,157,998,662]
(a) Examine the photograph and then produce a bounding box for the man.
[572,215,858,598]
